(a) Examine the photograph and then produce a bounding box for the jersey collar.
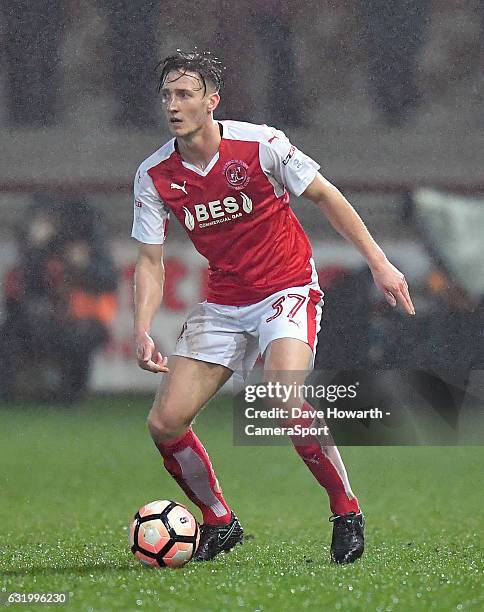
[175,122,224,177]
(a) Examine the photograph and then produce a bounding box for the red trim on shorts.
[306,289,322,350]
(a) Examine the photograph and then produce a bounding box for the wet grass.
[0,396,482,611]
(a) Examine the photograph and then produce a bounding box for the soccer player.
[131,50,415,564]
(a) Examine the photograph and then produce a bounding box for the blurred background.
[0,0,482,409]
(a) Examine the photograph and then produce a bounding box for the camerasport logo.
[182,192,253,231]
[223,160,250,190]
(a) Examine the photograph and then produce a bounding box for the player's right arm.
[131,162,171,374]
[134,243,169,373]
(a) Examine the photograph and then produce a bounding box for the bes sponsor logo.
[182,192,253,231]
[223,160,250,190]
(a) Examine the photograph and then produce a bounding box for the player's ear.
[207,92,220,114]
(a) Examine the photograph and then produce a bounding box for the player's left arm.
[303,173,415,315]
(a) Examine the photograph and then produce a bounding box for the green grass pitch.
[0,395,482,611]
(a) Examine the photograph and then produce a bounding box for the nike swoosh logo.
[218,521,237,546]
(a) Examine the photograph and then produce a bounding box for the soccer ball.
[129,500,200,568]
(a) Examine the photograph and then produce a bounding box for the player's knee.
[147,409,189,444]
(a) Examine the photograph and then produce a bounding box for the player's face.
[160,70,218,137]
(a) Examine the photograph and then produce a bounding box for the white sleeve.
[131,166,170,244]
[259,127,320,197]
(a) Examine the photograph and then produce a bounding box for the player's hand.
[370,259,416,315]
[135,331,170,373]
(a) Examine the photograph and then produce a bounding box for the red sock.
[290,402,360,516]
[155,428,232,525]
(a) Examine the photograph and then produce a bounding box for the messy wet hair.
[156,49,225,95]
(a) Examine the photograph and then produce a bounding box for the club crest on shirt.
[223,159,250,190]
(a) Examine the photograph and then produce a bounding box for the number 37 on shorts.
[174,282,324,371]
[261,284,324,354]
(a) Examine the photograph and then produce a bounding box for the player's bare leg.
[148,356,243,560]
[148,355,231,443]
[263,338,365,564]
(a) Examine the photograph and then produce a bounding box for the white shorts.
[173,280,324,374]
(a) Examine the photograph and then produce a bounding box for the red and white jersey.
[132,120,320,306]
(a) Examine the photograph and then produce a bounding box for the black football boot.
[329,512,365,564]
[193,512,244,561]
